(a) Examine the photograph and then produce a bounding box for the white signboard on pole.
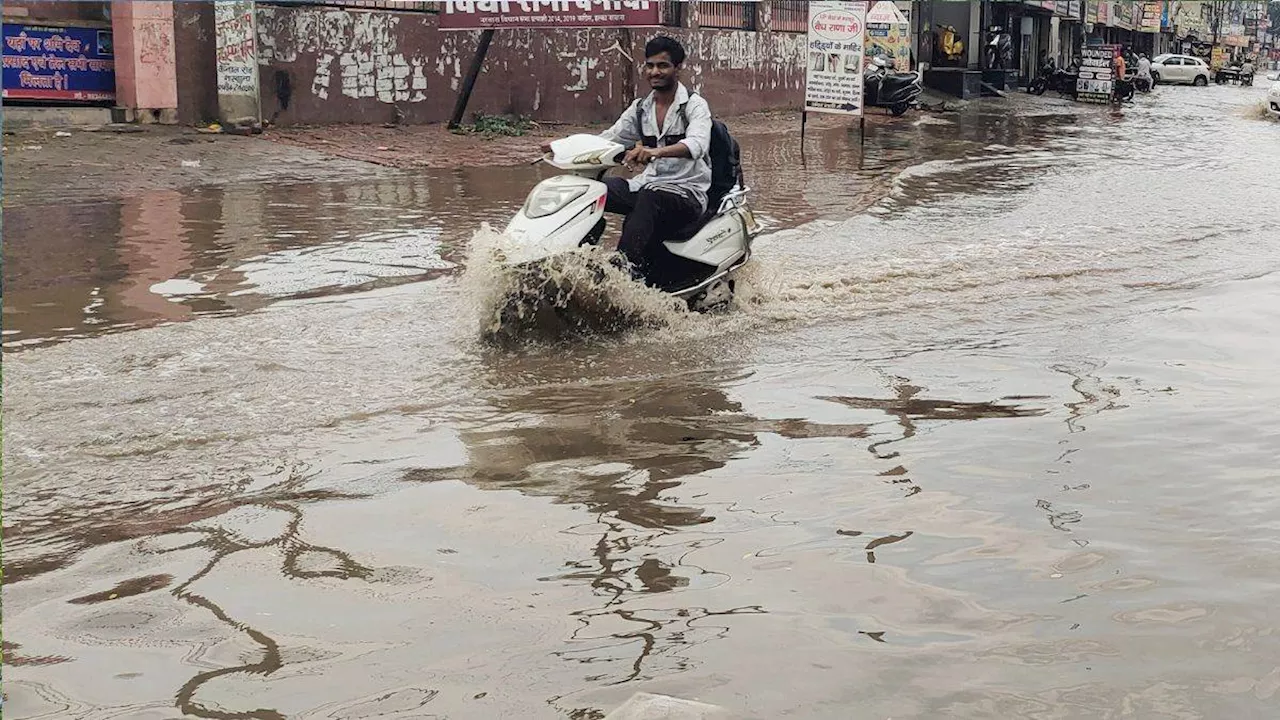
[804,1,868,116]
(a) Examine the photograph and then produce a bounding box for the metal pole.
[860,116,866,147]
[448,29,495,130]
[801,110,808,153]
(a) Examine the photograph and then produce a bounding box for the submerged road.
[4,84,1280,719]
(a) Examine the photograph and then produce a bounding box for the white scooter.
[501,133,760,311]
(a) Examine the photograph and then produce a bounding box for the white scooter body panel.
[502,176,607,265]
[662,211,749,270]
[497,134,627,266]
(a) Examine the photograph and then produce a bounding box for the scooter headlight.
[524,183,589,219]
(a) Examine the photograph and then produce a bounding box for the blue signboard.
[2,23,114,102]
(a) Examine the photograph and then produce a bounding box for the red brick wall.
[2,1,110,25]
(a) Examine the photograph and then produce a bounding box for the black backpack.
[635,95,743,213]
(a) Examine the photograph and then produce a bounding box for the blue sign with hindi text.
[3,23,114,102]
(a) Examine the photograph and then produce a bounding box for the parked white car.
[1150,54,1212,86]
[1270,76,1280,118]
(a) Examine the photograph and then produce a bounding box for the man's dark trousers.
[603,177,703,277]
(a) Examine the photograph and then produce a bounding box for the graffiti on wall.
[137,18,173,68]
[685,29,807,95]
[252,5,809,124]
[216,1,257,95]
[257,8,430,103]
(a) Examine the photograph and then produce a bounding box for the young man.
[596,36,714,281]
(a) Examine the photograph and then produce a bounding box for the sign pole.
[801,110,808,152]
[448,29,495,130]
[860,116,866,147]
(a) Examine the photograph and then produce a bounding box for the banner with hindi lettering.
[2,23,114,102]
[1138,2,1162,32]
[439,0,660,30]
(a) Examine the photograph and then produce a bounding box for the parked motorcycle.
[1112,73,1136,103]
[1029,58,1080,98]
[863,55,923,116]
[984,26,1014,70]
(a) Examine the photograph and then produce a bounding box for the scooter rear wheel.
[1030,78,1048,95]
[890,102,910,117]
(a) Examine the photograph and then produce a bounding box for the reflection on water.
[2,169,526,349]
[166,492,374,720]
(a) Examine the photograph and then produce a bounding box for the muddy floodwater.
[4,85,1280,719]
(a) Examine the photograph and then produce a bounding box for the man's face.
[644,51,679,90]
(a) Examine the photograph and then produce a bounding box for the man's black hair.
[645,35,686,66]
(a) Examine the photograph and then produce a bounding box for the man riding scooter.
[541,36,712,284]
[1134,53,1153,92]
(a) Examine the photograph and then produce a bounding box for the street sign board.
[439,1,661,30]
[804,1,868,116]
[2,23,114,102]
[1077,44,1116,104]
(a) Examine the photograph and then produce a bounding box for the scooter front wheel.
[1030,78,1048,95]
[688,279,735,313]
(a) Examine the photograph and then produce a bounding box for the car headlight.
[524,183,589,219]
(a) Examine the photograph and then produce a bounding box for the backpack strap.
[635,93,694,149]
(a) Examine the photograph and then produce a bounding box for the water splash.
[1242,100,1278,122]
[460,224,692,348]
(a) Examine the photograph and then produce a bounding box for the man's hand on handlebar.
[623,142,657,171]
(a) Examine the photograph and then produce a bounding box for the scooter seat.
[668,210,713,243]
[880,73,920,93]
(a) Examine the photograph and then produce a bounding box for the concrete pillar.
[968,0,983,68]
[1050,16,1061,63]
[110,0,178,123]
[214,0,262,126]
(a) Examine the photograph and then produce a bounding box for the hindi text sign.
[440,1,660,30]
[1076,44,1116,104]
[804,1,868,116]
[215,1,257,96]
[2,23,114,102]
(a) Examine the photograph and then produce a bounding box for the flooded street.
[5,84,1280,718]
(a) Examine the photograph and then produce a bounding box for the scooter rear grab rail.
[717,186,750,214]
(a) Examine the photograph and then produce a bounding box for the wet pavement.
[4,83,1280,718]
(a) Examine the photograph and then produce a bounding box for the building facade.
[3,1,1273,123]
